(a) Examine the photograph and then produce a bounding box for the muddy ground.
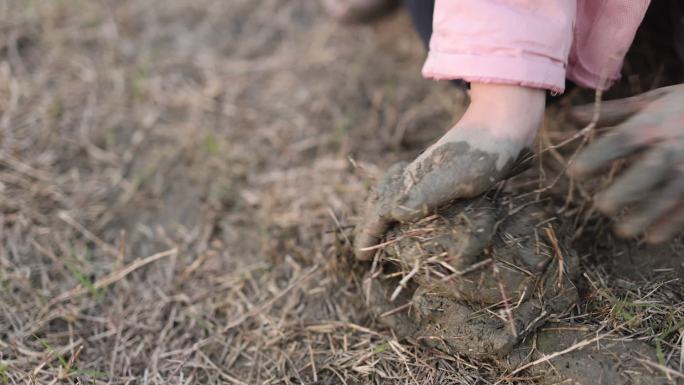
[0,1,682,384]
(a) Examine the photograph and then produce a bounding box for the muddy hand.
[355,162,407,260]
[355,84,546,260]
[570,84,684,243]
[355,137,531,260]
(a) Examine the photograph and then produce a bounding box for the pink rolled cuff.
[422,50,567,94]
[422,0,650,92]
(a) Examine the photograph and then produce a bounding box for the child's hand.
[355,84,545,259]
[570,84,684,243]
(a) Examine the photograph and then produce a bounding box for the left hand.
[354,83,545,260]
[570,84,684,243]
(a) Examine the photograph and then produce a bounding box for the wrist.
[462,83,545,146]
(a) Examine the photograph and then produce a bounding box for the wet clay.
[367,195,579,357]
[364,196,678,384]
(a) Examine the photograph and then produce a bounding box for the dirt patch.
[583,234,684,281]
[364,194,680,383]
[366,195,579,357]
[507,326,675,385]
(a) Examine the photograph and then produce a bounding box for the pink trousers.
[422,1,651,93]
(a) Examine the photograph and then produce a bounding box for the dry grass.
[0,0,682,384]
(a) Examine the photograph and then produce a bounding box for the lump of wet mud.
[366,195,580,357]
[363,195,675,384]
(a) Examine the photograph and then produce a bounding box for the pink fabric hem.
[422,51,566,94]
[566,62,620,91]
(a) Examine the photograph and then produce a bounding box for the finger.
[592,149,673,214]
[354,162,408,260]
[571,98,646,127]
[645,201,684,244]
[354,212,389,260]
[570,86,674,127]
[569,87,679,178]
[390,157,500,222]
[570,128,645,178]
[616,173,684,238]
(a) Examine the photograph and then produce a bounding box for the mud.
[355,161,409,260]
[587,234,684,281]
[355,142,524,259]
[364,196,678,384]
[368,195,579,357]
[506,327,676,385]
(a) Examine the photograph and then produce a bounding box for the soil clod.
[364,195,678,384]
[367,195,579,357]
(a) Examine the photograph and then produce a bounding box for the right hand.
[569,84,684,243]
[354,84,545,260]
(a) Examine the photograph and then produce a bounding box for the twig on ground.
[390,259,419,302]
[492,261,517,338]
[57,211,121,258]
[501,328,612,382]
[636,359,684,379]
[50,248,178,304]
[544,226,565,289]
[222,264,320,332]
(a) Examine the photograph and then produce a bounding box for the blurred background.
[0,1,463,383]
